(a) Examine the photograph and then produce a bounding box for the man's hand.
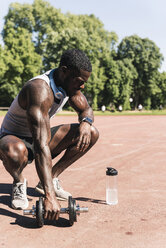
[77,122,91,152]
[44,195,61,221]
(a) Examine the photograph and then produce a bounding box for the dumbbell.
[23,196,88,227]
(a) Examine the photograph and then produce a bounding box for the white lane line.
[111,144,123,146]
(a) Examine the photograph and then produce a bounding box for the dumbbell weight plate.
[36,197,44,228]
[73,199,77,222]
[68,196,77,226]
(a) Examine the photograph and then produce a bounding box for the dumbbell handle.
[23,205,88,216]
[60,206,88,214]
[24,206,36,216]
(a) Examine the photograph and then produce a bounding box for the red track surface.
[0,115,166,248]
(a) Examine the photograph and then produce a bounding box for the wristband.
[80,117,93,125]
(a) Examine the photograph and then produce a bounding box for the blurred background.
[0,0,166,111]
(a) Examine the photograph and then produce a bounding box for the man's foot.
[35,178,72,201]
[53,177,72,201]
[11,178,29,210]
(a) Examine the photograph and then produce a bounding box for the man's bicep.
[25,81,52,140]
[26,106,51,142]
[69,91,90,113]
[69,91,94,122]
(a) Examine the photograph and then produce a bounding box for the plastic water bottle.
[106,167,118,205]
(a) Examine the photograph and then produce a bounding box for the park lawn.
[57,110,166,116]
[93,110,166,115]
[0,111,7,116]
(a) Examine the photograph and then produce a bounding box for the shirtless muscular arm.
[18,79,60,220]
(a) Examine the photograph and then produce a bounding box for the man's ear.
[59,66,70,81]
[60,66,69,75]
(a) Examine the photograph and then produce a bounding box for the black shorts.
[0,126,61,164]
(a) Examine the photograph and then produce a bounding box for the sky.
[0,0,166,71]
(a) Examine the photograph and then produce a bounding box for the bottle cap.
[106,167,118,176]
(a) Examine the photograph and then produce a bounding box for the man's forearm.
[78,106,94,123]
[34,145,55,197]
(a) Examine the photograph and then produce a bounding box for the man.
[0,49,99,221]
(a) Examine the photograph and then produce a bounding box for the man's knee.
[1,141,28,164]
[91,125,99,145]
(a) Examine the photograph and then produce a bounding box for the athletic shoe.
[35,178,72,201]
[11,178,29,210]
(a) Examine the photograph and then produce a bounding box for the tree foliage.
[117,35,164,109]
[0,0,165,110]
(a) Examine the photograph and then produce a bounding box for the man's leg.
[42,123,99,200]
[49,123,99,177]
[0,135,29,209]
[35,123,99,200]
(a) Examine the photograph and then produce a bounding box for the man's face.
[64,69,91,96]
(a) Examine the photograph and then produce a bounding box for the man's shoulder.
[24,78,51,93]
[19,79,54,108]
[29,71,51,85]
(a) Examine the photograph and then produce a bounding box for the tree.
[117,35,164,109]
[0,24,41,105]
[101,55,137,110]
[31,1,118,108]
[1,1,165,110]
[1,0,118,109]
[151,72,166,108]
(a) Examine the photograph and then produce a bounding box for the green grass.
[93,110,166,116]
[57,110,166,116]
[0,111,7,116]
[0,109,166,117]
